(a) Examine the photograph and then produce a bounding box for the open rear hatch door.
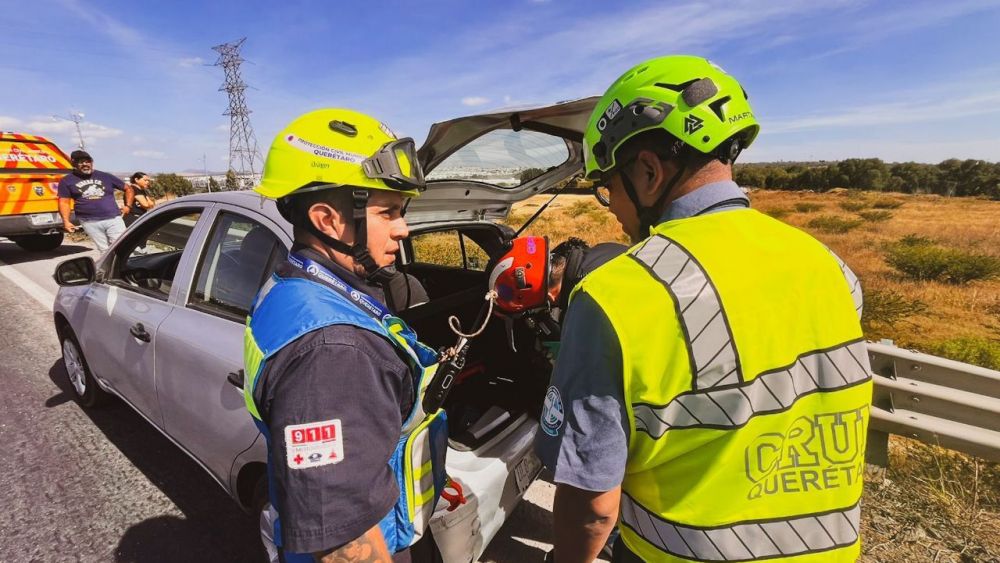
[407,96,599,226]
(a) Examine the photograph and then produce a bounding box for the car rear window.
[425,129,569,188]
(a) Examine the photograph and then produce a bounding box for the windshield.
[426,129,569,188]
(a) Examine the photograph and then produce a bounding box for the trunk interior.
[399,265,551,451]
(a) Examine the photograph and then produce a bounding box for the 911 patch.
[284,419,344,469]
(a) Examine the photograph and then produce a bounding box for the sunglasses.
[592,184,611,207]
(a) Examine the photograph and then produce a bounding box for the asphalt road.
[0,237,574,563]
[0,238,265,562]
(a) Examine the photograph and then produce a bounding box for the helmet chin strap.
[620,157,688,240]
[301,189,397,286]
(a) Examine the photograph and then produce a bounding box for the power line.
[212,38,261,189]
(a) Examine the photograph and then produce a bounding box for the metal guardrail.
[866,340,1000,465]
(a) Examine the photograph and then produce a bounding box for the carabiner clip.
[440,477,467,512]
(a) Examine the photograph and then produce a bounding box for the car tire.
[11,232,64,252]
[60,330,110,407]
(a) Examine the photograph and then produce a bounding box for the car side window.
[110,209,202,300]
[189,212,286,321]
[410,230,490,271]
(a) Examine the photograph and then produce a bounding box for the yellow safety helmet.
[256,108,425,199]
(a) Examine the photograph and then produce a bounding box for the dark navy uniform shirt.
[255,246,416,559]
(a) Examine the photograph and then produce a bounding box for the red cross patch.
[284,419,344,469]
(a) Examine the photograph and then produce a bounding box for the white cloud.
[52,0,143,49]
[461,96,491,107]
[0,116,23,129]
[767,78,1000,133]
[132,149,167,159]
[807,0,1000,59]
[216,123,231,132]
[178,56,205,68]
[24,118,124,140]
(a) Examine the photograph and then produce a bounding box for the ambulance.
[0,132,73,251]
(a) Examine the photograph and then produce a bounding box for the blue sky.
[3,0,999,173]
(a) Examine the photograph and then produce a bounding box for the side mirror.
[54,256,96,286]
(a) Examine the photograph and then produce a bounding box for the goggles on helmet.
[362,137,426,193]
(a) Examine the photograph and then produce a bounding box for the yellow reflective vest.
[573,208,871,562]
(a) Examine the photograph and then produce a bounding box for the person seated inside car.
[547,237,627,320]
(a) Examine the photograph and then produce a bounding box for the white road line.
[0,259,56,311]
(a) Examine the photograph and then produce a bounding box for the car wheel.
[11,232,64,252]
[60,330,110,407]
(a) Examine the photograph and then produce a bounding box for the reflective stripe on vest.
[829,251,863,318]
[621,493,860,562]
[630,236,870,437]
[572,209,871,562]
[632,235,741,390]
[633,338,869,436]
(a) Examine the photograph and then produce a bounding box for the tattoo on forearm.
[315,535,391,563]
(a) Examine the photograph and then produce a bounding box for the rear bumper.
[431,416,541,561]
[0,212,70,237]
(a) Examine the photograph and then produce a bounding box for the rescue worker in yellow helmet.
[534,56,872,562]
[244,109,448,562]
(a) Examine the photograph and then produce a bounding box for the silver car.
[52,97,598,561]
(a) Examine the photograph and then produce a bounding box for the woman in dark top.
[124,172,156,227]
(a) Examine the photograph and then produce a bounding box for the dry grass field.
[510,189,1000,562]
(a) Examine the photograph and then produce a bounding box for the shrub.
[839,200,869,212]
[928,337,1000,370]
[761,207,791,219]
[859,210,893,222]
[861,289,927,333]
[898,234,935,247]
[871,197,904,209]
[886,242,1000,283]
[807,215,863,233]
[794,202,822,213]
[566,200,597,218]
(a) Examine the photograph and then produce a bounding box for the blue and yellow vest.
[243,257,448,559]
[573,209,871,562]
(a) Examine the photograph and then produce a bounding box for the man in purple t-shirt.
[57,150,134,253]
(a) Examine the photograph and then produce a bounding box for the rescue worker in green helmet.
[245,109,448,562]
[534,55,872,562]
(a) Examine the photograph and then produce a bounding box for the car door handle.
[227,369,245,388]
[129,322,151,342]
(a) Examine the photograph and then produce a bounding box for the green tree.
[152,173,195,197]
[225,169,239,191]
[938,159,995,197]
[764,166,792,190]
[792,166,833,191]
[208,176,221,192]
[889,162,939,194]
[833,159,889,191]
[733,165,768,188]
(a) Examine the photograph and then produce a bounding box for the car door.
[79,206,208,427]
[155,205,289,482]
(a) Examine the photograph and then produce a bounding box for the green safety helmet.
[583,55,759,179]
[256,108,424,199]
[256,109,425,285]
